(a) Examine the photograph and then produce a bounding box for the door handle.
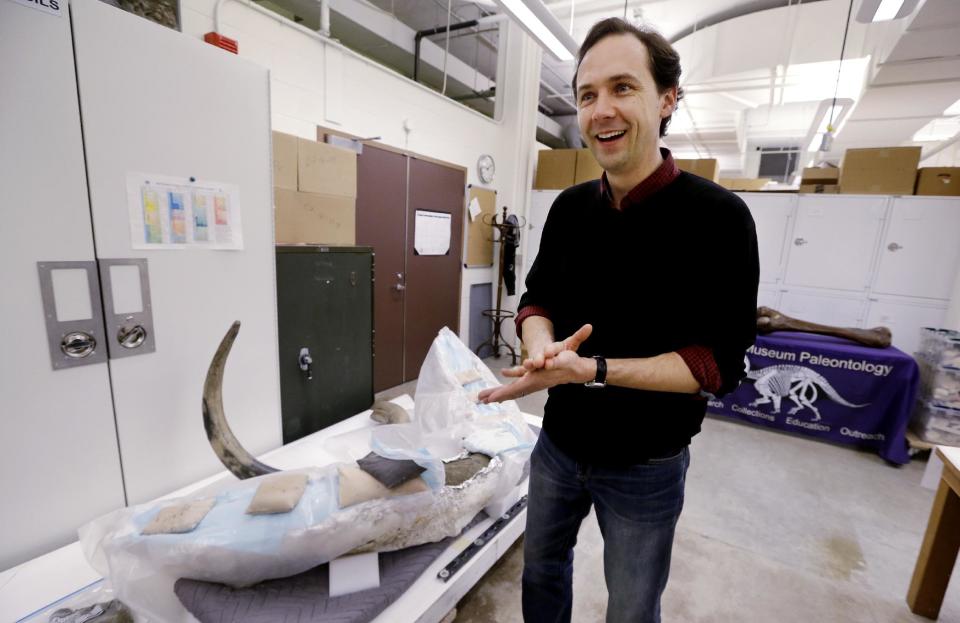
[794,238,808,246]
[394,272,406,292]
[887,242,903,252]
[117,324,148,349]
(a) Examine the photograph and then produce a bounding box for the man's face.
[576,34,676,175]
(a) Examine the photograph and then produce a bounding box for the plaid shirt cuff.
[676,345,723,394]
[515,305,551,340]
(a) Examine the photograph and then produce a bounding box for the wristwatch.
[584,355,607,388]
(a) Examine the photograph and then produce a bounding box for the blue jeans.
[522,430,689,623]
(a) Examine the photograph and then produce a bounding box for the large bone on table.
[756,306,892,348]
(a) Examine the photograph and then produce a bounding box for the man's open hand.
[478,324,595,404]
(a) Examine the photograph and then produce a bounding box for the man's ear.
[660,86,678,118]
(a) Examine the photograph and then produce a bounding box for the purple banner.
[709,332,919,464]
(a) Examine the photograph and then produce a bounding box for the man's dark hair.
[573,17,685,137]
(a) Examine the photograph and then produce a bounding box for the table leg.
[908,477,960,619]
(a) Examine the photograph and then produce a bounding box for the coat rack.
[474,206,526,365]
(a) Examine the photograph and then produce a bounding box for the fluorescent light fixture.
[856,0,919,23]
[913,117,960,142]
[492,0,578,62]
[944,98,960,117]
[872,0,905,21]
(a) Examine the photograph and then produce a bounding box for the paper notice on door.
[414,210,451,256]
[126,172,243,250]
[468,197,481,222]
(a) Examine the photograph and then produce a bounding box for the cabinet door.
[277,249,373,444]
[872,197,960,300]
[737,192,795,284]
[757,286,781,310]
[779,290,866,328]
[71,0,281,504]
[1,1,125,570]
[864,298,948,355]
[783,196,887,292]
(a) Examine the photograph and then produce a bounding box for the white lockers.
[1,0,282,570]
[525,190,960,357]
[740,192,959,355]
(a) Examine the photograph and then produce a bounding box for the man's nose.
[592,91,616,121]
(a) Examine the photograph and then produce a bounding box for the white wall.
[180,0,543,347]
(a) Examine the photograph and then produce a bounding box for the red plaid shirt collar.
[599,147,680,209]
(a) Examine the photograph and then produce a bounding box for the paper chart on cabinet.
[126,173,243,250]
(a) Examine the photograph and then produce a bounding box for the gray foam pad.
[174,513,485,623]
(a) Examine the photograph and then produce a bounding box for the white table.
[1,397,539,622]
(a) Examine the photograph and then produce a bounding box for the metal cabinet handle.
[794,238,808,246]
[299,347,313,381]
[394,272,405,292]
[61,331,97,359]
[887,242,903,252]
[117,324,147,349]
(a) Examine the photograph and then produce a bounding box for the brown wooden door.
[404,157,465,381]
[356,145,407,392]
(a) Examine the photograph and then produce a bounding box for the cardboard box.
[297,138,357,198]
[800,167,839,185]
[675,158,719,182]
[838,146,921,195]
[915,167,960,196]
[720,178,770,191]
[534,149,578,189]
[272,131,299,191]
[274,188,356,245]
[574,149,604,184]
[799,183,839,194]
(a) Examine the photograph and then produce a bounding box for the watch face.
[478,154,495,183]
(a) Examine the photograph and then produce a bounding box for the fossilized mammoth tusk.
[202,321,279,479]
[756,307,892,348]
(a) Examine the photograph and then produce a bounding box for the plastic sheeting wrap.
[79,327,534,621]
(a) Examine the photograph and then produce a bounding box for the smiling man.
[477,17,760,623]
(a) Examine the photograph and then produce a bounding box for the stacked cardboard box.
[533,148,604,189]
[272,131,357,245]
[838,147,921,195]
[720,178,770,191]
[799,167,840,194]
[675,158,719,182]
[915,168,960,196]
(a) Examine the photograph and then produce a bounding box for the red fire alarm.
[204,32,239,55]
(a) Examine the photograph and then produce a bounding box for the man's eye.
[616,83,632,93]
[580,93,594,104]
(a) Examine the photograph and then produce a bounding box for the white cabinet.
[864,297,948,355]
[872,196,960,300]
[1,0,125,571]
[783,195,888,292]
[1,0,281,570]
[757,286,781,309]
[521,190,561,298]
[779,289,866,328]
[738,192,795,284]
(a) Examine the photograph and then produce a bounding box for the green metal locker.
[276,246,374,444]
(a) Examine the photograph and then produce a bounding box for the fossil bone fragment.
[756,307,891,348]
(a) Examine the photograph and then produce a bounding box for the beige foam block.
[246,472,310,515]
[142,498,216,535]
[338,464,429,508]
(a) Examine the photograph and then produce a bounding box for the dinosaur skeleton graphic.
[744,357,868,421]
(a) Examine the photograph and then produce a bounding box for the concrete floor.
[377,356,960,623]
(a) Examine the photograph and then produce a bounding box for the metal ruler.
[437,495,528,583]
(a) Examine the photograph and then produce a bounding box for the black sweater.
[520,171,759,465]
